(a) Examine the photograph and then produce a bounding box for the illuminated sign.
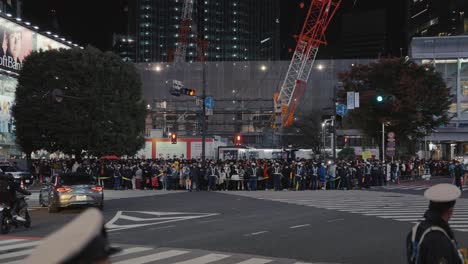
[0,16,71,73]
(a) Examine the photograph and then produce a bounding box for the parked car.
[0,163,34,188]
[39,173,104,213]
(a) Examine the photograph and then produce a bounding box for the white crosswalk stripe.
[371,184,441,191]
[0,238,336,264]
[225,190,468,233]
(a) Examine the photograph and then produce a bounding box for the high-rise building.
[0,0,21,17]
[135,0,280,62]
[409,0,468,38]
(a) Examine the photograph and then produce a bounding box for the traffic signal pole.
[201,63,207,166]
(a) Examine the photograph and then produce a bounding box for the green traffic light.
[376,95,383,102]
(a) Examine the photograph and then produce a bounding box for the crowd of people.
[29,158,466,192]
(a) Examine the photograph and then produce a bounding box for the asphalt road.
[2,180,468,264]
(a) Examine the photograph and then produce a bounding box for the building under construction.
[138,59,371,146]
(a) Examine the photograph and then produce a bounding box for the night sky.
[20,0,407,59]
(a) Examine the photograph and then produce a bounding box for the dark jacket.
[0,177,30,204]
[406,210,463,264]
[246,167,260,179]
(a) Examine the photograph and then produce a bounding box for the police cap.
[424,184,461,203]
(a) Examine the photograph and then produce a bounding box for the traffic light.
[171,133,177,144]
[235,134,242,146]
[376,95,384,103]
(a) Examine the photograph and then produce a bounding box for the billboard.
[0,16,70,73]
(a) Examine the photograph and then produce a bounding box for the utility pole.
[197,0,207,168]
[201,62,207,166]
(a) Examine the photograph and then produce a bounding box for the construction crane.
[173,0,194,63]
[273,0,342,128]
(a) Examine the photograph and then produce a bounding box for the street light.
[260,65,267,71]
[317,64,324,71]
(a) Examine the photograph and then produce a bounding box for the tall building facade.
[135,0,280,62]
[409,0,467,38]
[0,0,21,17]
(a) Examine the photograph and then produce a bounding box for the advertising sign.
[347,92,355,110]
[0,16,70,73]
[0,17,33,72]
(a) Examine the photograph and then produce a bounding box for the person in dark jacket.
[190,164,200,191]
[0,174,31,222]
[406,184,464,264]
[246,163,260,191]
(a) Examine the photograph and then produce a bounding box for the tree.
[12,46,147,158]
[339,58,452,155]
[338,147,355,161]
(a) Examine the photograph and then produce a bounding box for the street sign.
[336,104,348,117]
[387,131,396,158]
[347,92,355,110]
[205,108,213,116]
[205,96,215,109]
[354,92,360,108]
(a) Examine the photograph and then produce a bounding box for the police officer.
[406,184,465,264]
[272,162,282,191]
[24,208,120,264]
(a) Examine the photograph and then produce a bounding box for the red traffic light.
[235,134,242,146]
[171,133,177,144]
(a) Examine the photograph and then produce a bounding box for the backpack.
[408,222,459,264]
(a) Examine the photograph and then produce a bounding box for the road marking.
[250,231,268,236]
[0,248,33,260]
[171,253,231,264]
[235,258,273,264]
[0,241,41,251]
[327,218,344,223]
[106,211,219,232]
[113,247,153,257]
[289,224,310,229]
[0,239,25,245]
[113,249,189,264]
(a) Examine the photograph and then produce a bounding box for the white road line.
[0,248,33,260]
[171,253,231,264]
[113,249,189,264]
[364,213,422,216]
[290,224,310,229]
[112,247,153,257]
[235,258,273,264]
[0,239,25,245]
[0,241,41,251]
[249,231,269,236]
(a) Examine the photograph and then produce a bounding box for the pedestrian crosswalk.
[226,190,468,233]
[0,238,335,264]
[371,184,434,191]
